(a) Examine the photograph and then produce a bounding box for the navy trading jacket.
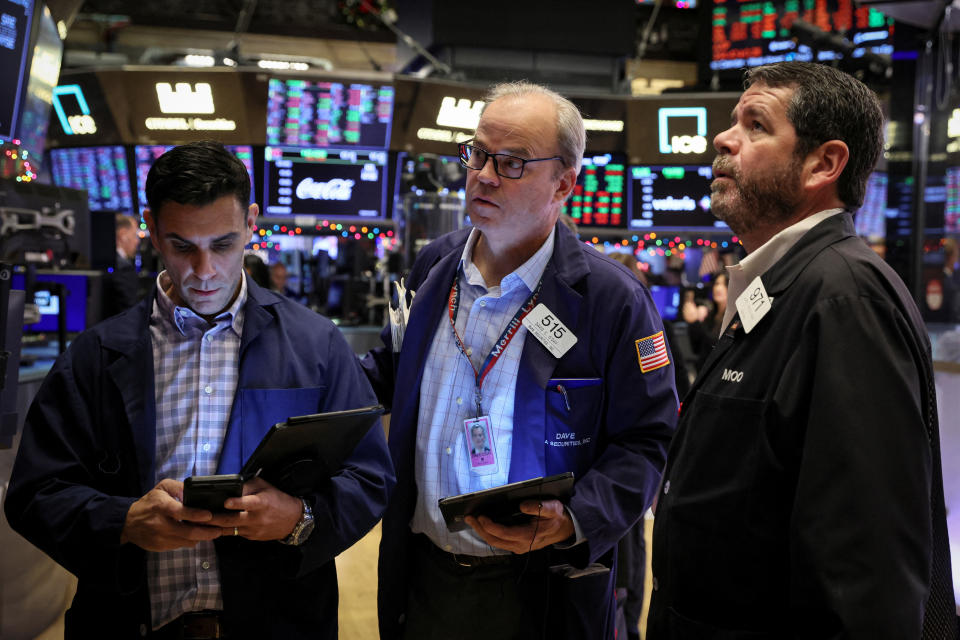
[363,221,678,640]
[5,277,395,640]
[648,213,957,639]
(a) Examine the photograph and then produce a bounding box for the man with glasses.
[364,82,677,639]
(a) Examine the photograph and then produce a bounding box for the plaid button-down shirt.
[146,272,246,629]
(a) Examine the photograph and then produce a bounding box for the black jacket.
[648,213,956,639]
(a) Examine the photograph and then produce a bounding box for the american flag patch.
[635,331,670,373]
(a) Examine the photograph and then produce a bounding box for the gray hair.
[482,81,585,174]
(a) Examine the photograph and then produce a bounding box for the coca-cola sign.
[264,146,386,218]
[296,178,355,201]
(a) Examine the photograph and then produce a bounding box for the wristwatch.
[280,498,315,546]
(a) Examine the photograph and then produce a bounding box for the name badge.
[735,276,773,334]
[522,303,578,358]
[464,416,498,476]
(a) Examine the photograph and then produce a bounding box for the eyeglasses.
[458,143,563,179]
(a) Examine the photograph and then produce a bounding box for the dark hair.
[145,140,250,216]
[744,62,883,210]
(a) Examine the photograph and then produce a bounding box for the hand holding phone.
[183,474,244,514]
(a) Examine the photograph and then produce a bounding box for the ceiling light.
[183,54,215,67]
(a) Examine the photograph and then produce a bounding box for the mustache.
[712,156,736,180]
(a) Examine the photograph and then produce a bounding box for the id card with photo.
[464,416,497,474]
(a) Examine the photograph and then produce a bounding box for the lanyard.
[447,275,542,416]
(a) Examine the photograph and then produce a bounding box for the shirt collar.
[721,208,842,334]
[154,270,248,336]
[460,227,556,294]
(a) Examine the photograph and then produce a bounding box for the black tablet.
[437,472,575,533]
[240,404,384,494]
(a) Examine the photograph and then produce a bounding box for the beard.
[711,154,804,238]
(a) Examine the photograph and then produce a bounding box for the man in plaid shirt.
[6,141,394,639]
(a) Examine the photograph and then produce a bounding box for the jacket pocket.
[545,378,603,477]
[668,390,767,530]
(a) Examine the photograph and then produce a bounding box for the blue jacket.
[364,222,678,639]
[5,278,395,640]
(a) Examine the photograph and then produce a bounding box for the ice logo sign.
[52,85,97,135]
[658,107,708,155]
[296,178,355,201]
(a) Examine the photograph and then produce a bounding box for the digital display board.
[134,144,255,212]
[711,0,894,71]
[854,171,887,238]
[629,165,727,231]
[267,78,394,149]
[945,167,960,234]
[0,0,34,140]
[15,4,60,164]
[50,146,134,213]
[263,146,387,219]
[563,155,628,229]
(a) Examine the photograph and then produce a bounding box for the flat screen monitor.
[394,151,465,211]
[49,146,134,212]
[266,77,394,149]
[12,272,87,333]
[854,171,887,238]
[263,145,387,219]
[648,284,681,321]
[0,0,34,140]
[134,144,255,212]
[946,167,960,234]
[15,3,60,165]
[710,0,893,73]
[629,165,727,231]
[563,154,628,229]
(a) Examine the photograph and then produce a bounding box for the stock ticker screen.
[854,171,887,238]
[262,146,387,219]
[49,146,134,213]
[563,155,628,228]
[945,167,960,233]
[629,165,727,231]
[710,0,894,71]
[0,0,34,139]
[266,78,395,148]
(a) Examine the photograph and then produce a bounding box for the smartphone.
[183,474,244,513]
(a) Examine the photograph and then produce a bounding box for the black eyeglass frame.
[457,143,563,179]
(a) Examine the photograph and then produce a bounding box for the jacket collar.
[98,274,284,493]
[759,211,856,296]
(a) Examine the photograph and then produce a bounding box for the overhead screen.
[266,78,394,149]
[854,171,887,238]
[15,4,61,164]
[133,144,255,212]
[629,165,727,231]
[263,146,387,219]
[710,0,893,72]
[0,0,35,140]
[49,146,134,213]
[563,155,628,229]
[946,167,960,234]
